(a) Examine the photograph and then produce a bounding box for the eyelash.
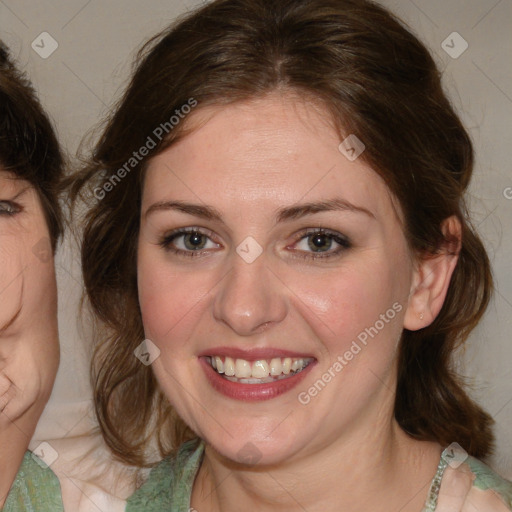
[0,200,22,216]
[158,227,351,261]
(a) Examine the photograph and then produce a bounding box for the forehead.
[144,94,402,225]
[0,170,26,191]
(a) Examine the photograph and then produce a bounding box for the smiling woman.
[0,42,64,510]
[69,0,512,511]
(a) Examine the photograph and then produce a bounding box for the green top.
[126,439,204,511]
[126,439,512,511]
[1,451,64,512]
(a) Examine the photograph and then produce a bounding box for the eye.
[0,200,22,216]
[159,227,220,257]
[290,228,351,260]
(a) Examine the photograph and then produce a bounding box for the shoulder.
[2,451,64,512]
[125,438,204,512]
[436,455,512,512]
[463,456,512,511]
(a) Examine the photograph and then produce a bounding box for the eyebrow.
[145,197,375,223]
[0,184,31,201]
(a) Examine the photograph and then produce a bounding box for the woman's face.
[0,171,59,425]
[138,94,418,465]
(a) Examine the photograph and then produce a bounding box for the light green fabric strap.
[2,451,64,512]
[466,455,512,508]
[126,439,204,512]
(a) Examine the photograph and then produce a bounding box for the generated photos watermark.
[94,98,198,200]
[298,301,403,405]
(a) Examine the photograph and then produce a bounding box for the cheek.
[289,256,405,356]
[21,218,57,309]
[137,247,212,346]
[22,255,57,317]
[0,233,56,334]
[0,228,33,328]
[0,188,57,328]
[0,244,24,330]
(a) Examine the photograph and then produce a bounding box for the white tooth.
[215,356,224,373]
[282,358,292,374]
[211,357,217,369]
[270,358,283,376]
[224,357,235,376]
[291,359,300,372]
[252,360,270,379]
[235,358,252,378]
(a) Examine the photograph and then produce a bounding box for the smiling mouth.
[207,356,315,384]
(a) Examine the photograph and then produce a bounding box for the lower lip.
[200,357,316,401]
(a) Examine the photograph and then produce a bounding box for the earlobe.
[403,215,462,331]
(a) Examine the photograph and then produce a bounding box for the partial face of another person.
[0,171,59,424]
[137,93,422,465]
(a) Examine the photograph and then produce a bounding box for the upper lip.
[197,346,315,361]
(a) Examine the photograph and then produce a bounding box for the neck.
[192,401,442,512]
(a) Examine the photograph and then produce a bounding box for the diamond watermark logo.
[31,32,58,59]
[134,339,161,366]
[441,32,468,59]
[442,442,468,469]
[236,236,263,264]
[236,442,263,465]
[31,442,58,469]
[338,134,365,161]
[32,237,52,263]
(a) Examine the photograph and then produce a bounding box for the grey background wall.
[1,0,511,476]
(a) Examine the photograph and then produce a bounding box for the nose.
[212,253,287,336]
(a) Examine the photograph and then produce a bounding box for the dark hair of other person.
[0,42,64,250]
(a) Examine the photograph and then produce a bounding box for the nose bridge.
[213,252,286,335]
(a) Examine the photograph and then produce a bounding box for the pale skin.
[137,93,462,511]
[0,171,59,507]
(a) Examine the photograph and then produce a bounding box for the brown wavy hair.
[0,41,64,249]
[70,0,494,467]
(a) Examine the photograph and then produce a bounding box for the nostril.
[258,321,272,332]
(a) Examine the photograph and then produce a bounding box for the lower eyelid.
[289,246,347,260]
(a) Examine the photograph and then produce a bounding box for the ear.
[403,215,462,331]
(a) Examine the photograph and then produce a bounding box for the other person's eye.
[0,200,22,216]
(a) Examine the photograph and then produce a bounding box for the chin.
[200,421,305,468]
